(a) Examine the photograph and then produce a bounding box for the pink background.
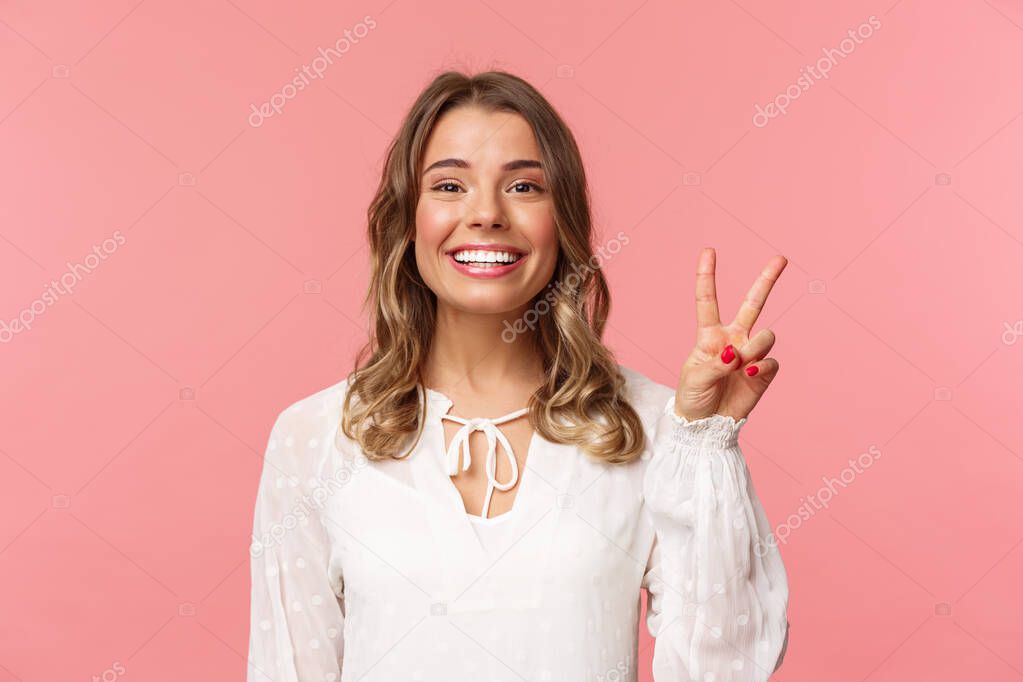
[2,0,1022,679]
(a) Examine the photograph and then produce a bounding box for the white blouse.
[246,364,789,681]
[467,510,516,557]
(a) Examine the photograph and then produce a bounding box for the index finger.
[733,255,788,332]
[695,247,721,330]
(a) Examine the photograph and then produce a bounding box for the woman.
[247,70,789,681]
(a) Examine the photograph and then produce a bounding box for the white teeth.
[452,250,521,264]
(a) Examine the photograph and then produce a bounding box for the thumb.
[689,343,742,389]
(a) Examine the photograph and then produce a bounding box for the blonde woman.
[247,71,789,681]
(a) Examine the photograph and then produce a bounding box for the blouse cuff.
[662,395,747,450]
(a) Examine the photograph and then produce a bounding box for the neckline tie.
[440,407,529,519]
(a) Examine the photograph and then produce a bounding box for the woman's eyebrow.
[421,158,543,175]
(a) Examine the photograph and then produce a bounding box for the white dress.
[246,364,789,681]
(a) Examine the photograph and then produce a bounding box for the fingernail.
[745,365,759,376]
[721,344,735,364]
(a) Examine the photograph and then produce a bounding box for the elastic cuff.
[662,396,746,449]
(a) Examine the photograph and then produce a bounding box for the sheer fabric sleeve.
[246,408,346,682]
[641,395,789,681]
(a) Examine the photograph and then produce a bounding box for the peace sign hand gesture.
[673,248,788,422]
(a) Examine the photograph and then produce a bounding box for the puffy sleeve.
[246,408,346,682]
[641,395,789,681]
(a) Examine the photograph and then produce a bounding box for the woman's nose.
[466,190,506,229]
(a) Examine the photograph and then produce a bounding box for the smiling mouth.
[446,250,528,278]
[449,250,524,266]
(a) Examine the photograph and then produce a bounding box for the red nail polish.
[745,365,759,376]
[721,344,735,364]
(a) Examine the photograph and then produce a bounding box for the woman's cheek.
[527,212,559,274]
[415,208,456,256]
[415,201,445,236]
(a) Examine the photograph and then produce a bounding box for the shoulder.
[265,376,358,471]
[271,376,350,432]
[615,363,676,430]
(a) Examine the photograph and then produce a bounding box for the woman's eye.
[433,182,462,192]
[511,182,544,193]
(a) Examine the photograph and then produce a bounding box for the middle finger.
[733,255,787,332]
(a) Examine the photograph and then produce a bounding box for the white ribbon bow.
[441,408,528,517]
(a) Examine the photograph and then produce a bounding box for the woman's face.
[414,106,558,316]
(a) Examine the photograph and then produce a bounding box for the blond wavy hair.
[339,70,647,464]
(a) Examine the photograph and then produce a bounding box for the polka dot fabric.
[247,403,348,682]
[246,365,789,681]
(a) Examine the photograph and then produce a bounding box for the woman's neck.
[422,302,545,400]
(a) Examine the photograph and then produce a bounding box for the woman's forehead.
[423,109,540,163]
